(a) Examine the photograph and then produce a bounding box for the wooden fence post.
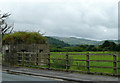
[86,52,90,74]
[22,52,24,66]
[36,53,38,66]
[48,53,50,69]
[66,52,69,72]
[113,53,117,76]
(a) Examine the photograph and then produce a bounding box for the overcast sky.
[0,0,119,40]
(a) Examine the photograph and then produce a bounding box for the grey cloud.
[0,0,118,40]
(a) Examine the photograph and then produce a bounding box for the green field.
[0,53,2,60]
[50,51,120,75]
[3,51,120,76]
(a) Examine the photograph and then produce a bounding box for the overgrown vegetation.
[3,31,46,45]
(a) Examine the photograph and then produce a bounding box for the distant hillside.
[45,37,70,47]
[107,40,118,44]
[51,36,118,45]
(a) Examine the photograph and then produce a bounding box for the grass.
[49,51,120,75]
[5,51,120,76]
[0,53,2,61]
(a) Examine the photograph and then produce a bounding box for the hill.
[45,36,70,47]
[51,36,118,45]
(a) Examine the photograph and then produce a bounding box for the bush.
[3,31,46,45]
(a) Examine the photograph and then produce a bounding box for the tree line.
[49,40,120,52]
[2,32,119,52]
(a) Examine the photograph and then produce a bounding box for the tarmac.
[2,66,120,83]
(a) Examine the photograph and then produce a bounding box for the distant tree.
[101,41,110,48]
[100,40,117,51]
[109,42,116,51]
[115,44,120,51]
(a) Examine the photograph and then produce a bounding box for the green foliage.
[3,31,46,45]
[51,57,66,69]
[100,40,118,51]
[75,61,86,70]
[48,39,120,52]
[0,53,2,61]
[4,33,118,52]
[51,55,73,69]
[46,37,70,47]
[46,37,70,52]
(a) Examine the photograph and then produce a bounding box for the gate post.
[113,53,117,76]
[66,52,69,72]
[86,52,90,74]
[48,53,50,69]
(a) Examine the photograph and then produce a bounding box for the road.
[2,72,63,81]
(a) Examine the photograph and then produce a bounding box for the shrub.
[3,31,46,45]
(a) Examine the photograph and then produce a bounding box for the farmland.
[0,54,2,61]
[2,51,120,76]
[50,51,120,75]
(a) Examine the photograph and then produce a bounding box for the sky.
[0,0,119,40]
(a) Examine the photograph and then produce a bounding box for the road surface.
[2,72,63,81]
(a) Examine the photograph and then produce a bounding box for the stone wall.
[2,44,50,66]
